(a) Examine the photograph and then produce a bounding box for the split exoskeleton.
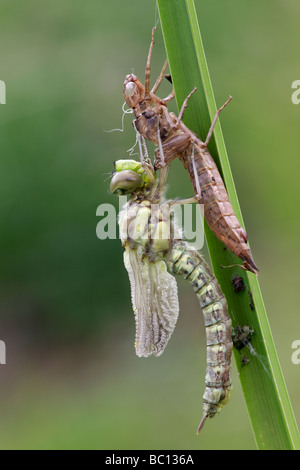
[123,28,258,274]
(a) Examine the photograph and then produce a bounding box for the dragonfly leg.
[166,147,201,206]
[203,96,232,147]
[176,88,197,127]
[140,135,154,167]
[137,132,156,184]
[156,119,170,192]
[162,88,175,104]
[162,106,176,129]
[151,58,168,94]
[191,142,201,200]
[145,28,156,97]
[221,261,258,275]
[140,135,152,166]
[161,144,201,207]
[168,196,199,206]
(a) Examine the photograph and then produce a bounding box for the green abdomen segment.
[166,243,233,423]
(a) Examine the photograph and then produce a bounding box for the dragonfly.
[110,155,233,433]
[123,28,258,274]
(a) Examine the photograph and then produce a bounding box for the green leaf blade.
[157,0,300,450]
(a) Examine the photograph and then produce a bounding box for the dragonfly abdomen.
[166,242,233,427]
[180,145,258,273]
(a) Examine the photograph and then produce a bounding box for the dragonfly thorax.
[119,200,171,255]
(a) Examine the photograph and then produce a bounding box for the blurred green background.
[0,0,299,450]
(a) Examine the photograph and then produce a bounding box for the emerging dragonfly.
[123,28,258,274]
[110,156,233,433]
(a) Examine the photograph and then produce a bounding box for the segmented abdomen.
[180,144,258,273]
[165,242,233,423]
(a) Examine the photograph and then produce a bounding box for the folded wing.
[124,247,179,357]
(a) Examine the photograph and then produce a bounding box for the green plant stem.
[157,0,300,450]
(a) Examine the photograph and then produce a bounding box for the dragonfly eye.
[125,82,137,97]
[124,81,141,108]
[110,170,142,195]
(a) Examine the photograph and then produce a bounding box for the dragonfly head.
[124,74,144,109]
[110,159,154,195]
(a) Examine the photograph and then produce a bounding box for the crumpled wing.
[124,247,179,357]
